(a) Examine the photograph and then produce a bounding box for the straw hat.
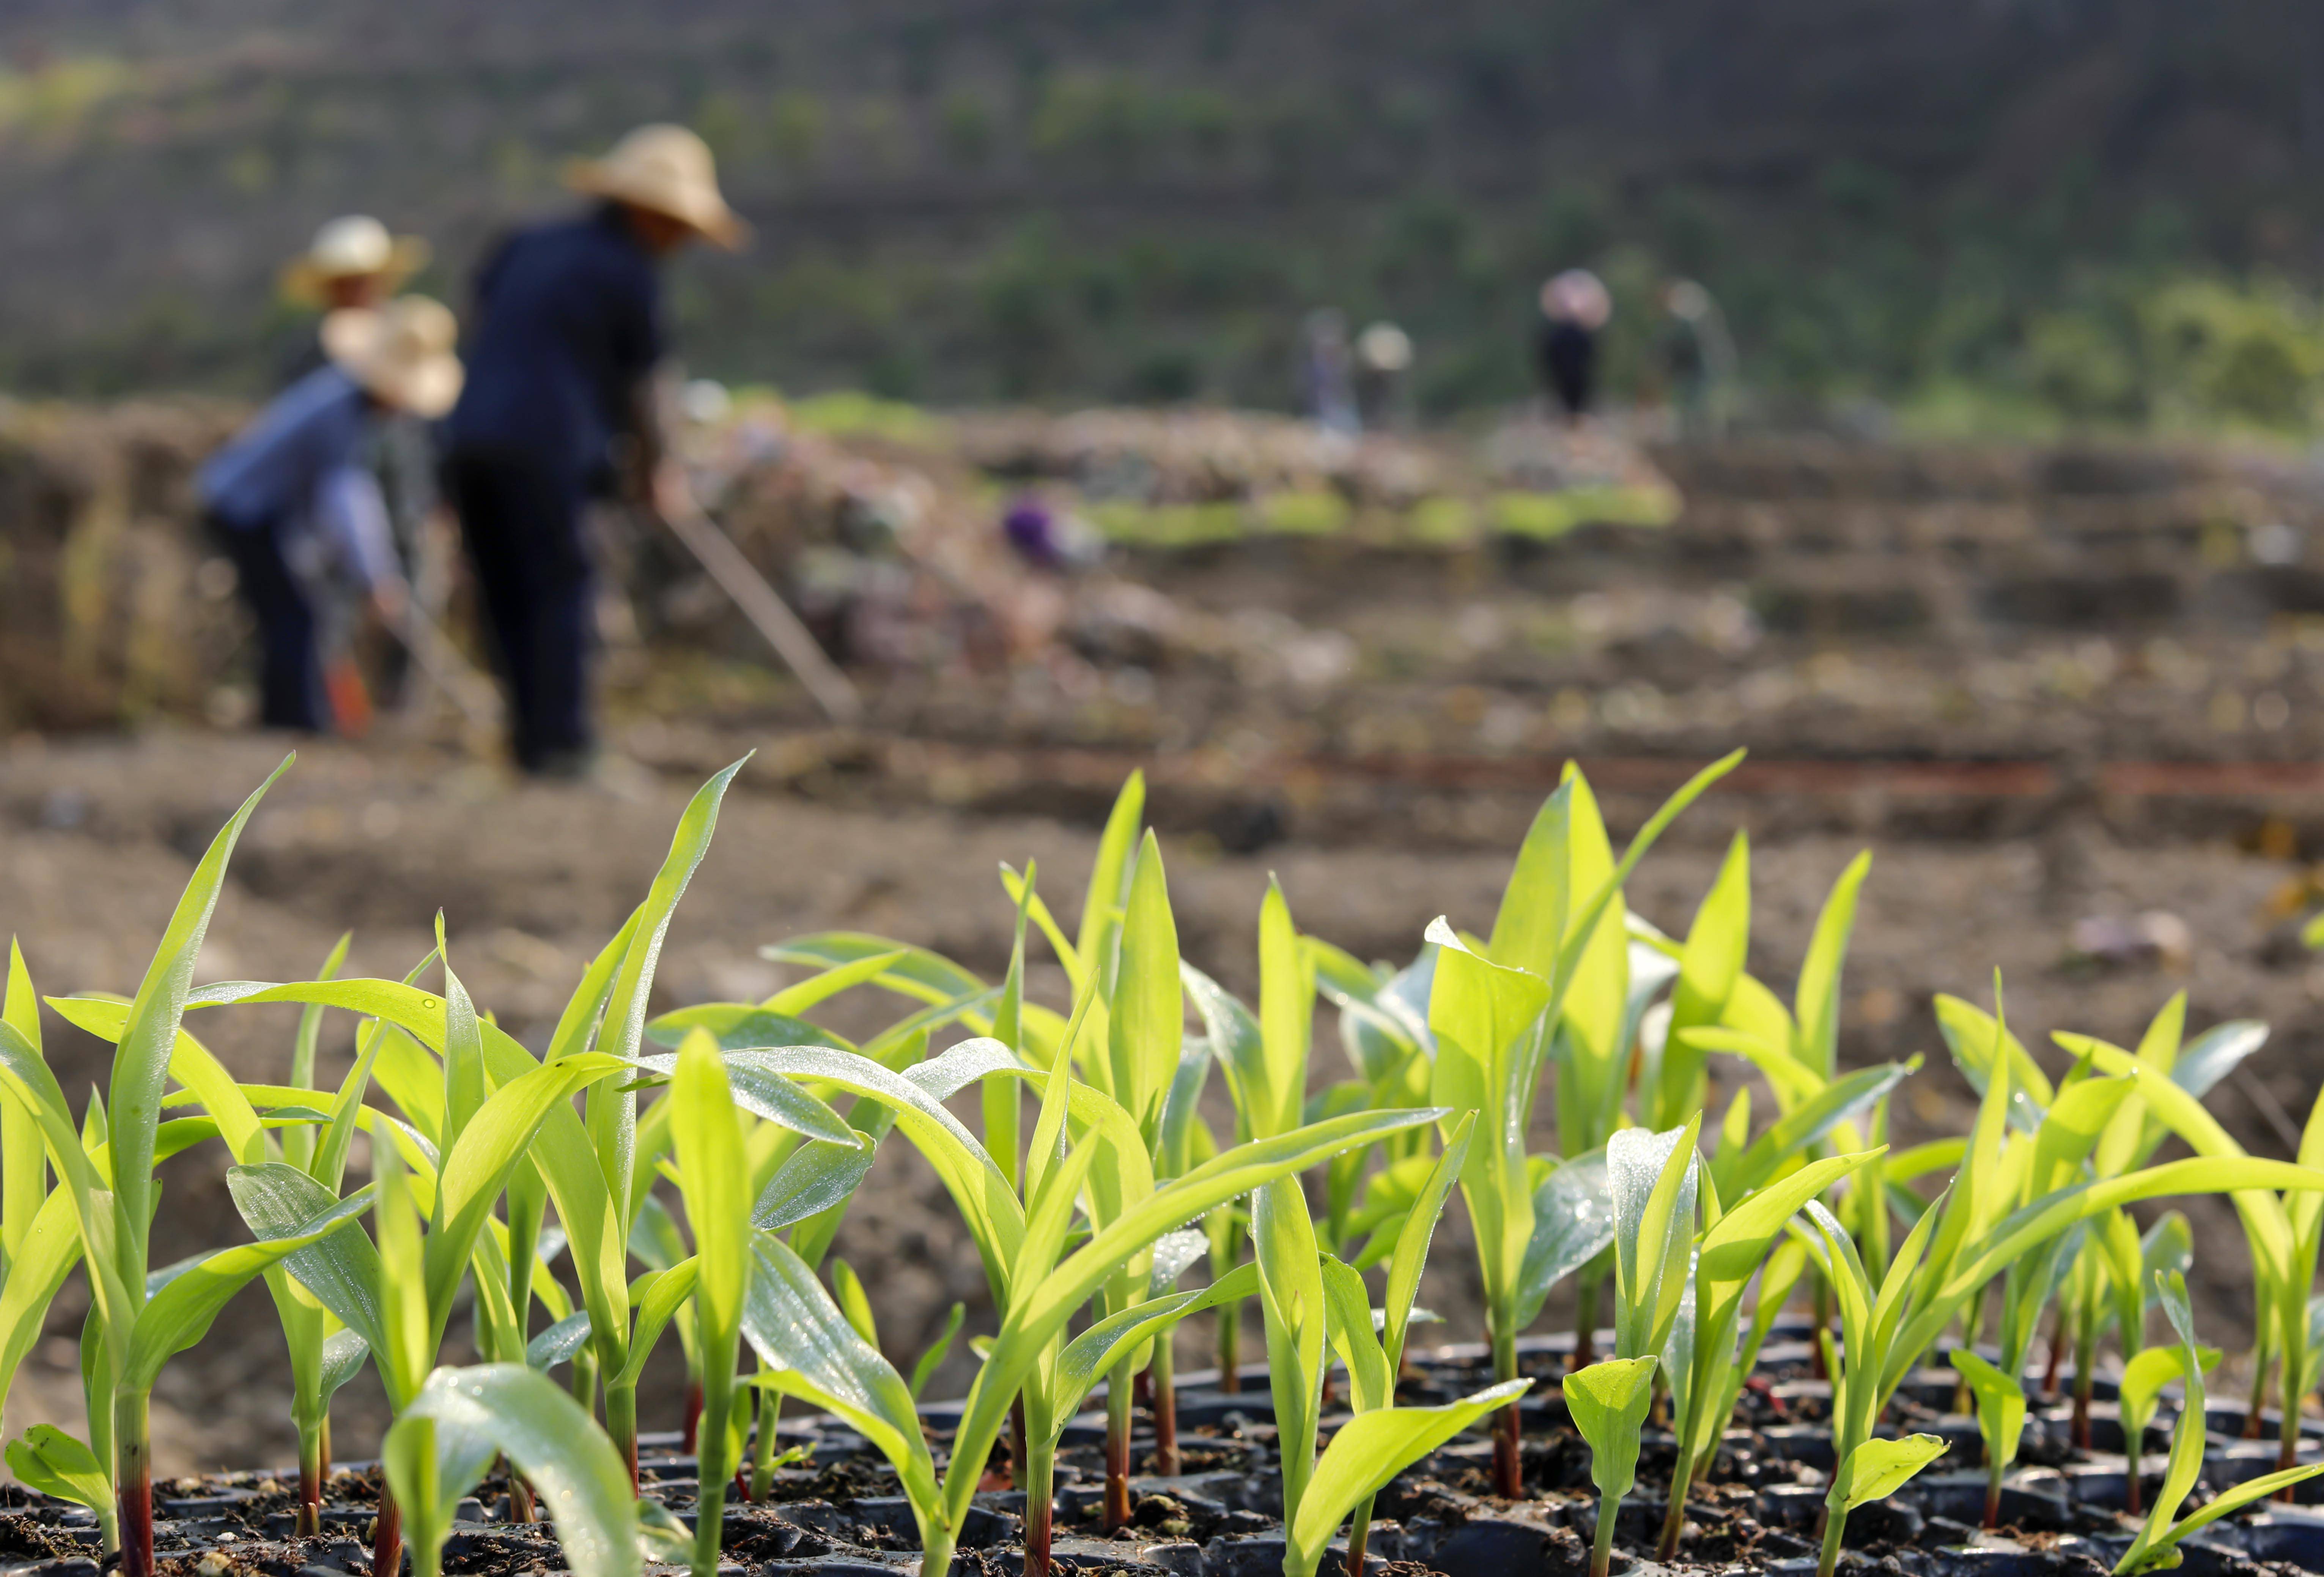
[281,215,430,302]
[321,296,464,419]
[1541,269,1612,330]
[566,124,747,250]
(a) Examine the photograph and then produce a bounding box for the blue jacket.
[446,205,664,492]
[197,366,400,588]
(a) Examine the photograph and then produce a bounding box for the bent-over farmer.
[198,297,463,732]
[442,123,745,778]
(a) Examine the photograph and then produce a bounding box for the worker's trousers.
[444,446,594,775]
[207,509,330,732]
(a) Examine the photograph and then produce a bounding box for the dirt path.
[0,726,2315,1471]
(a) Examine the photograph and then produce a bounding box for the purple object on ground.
[1004,496,1064,568]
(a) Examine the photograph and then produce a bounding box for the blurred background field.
[1,0,2324,436]
[9,0,2324,1484]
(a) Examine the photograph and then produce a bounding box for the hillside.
[3,0,2324,417]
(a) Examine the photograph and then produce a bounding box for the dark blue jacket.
[447,205,664,492]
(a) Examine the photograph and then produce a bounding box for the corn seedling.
[1425,750,1742,1497]
[0,943,74,1463]
[1317,1112,1485,1577]
[1788,1199,1949,1575]
[1564,1357,1657,1577]
[1568,1119,1698,1570]
[2113,1273,2324,1574]
[382,1364,637,1577]
[2057,1018,2324,1477]
[1679,850,1886,1360]
[0,758,408,1577]
[1656,1143,1885,1557]
[2117,1337,2217,1519]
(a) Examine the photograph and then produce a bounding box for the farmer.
[442,123,745,778]
[197,297,463,733]
[1354,321,1413,431]
[1537,268,1611,423]
[1658,279,1736,440]
[1299,308,1359,435]
[277,215,431,382]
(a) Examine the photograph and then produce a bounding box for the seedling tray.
[9,1332,2317,1577]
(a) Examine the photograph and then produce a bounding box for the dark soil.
[6,1341,2318,1577]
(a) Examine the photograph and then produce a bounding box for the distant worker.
[442,124,744,778]
[1300,308,1359,435]
[277,216,431,382]
[197,298,462,733]
[1537,268,1611,424]
[1353,321,1413,432]
[1658,279,1737,440]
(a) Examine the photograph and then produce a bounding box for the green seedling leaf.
[1828,1434,1948,1514]
[671,1030,751,1577]
[1149,1227,1210,1294]
[611,1260,700,1391]
[907,1303,965,1401]
[944,1105,1446,1540]
[1515,1147,1613,1328]
[628,1051,856,1151]
[2118,1344,2216,1442]
[5,1424,110,1514]
[425,1052,629,1321]
[636,1498,693,1563]
[765,948,913,1016]
[3,939,50,1272]
[1792,851,1870,1083]
[1057,1265,1262,1423]
[1564,1356,1658,1501]
[1934,993,2052,1131]
[1653,832,1750,1130]
[1383,1114,1473,1368]
[109,756,293,1283]
[742,1234,942,1551]
[645,1005,837,1053]
[761,933,986,1009]
[126,1176,376,1390]
[753,1137,877,1233]
[1320,1255,1394,1414]
[1256,880,1313,1141]
[1610,1119,1701,1359]
[1729,1061,1913,1196]
[1182,962,1267,1143]
[228,1163,389,1357]
[639,1045,1018,1301]
[2169,1020,2268,1103]
[389,1363,639,1577]
[1256,1174,1328,1518]
[2123,1463,2324,1574]
[1948,1350,2028,1478]
[1286,1379,1530,1577]
[831,1259,879,1349]
[1108,831,1182,1140]
[529,1310,596,1371]
[0,1189,81,1414]
[1077,771,1147,981]
[318,1327,370,1400]
[906,1037,1024,1101]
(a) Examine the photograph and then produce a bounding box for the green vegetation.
[6,6,2324,433]
[6,750,2324,1577]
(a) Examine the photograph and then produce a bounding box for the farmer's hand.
[369,576,409,626]
[651,459,696,524]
